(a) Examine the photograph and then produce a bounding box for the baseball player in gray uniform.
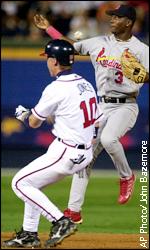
[34,4,149,224]
[2,39,103,248]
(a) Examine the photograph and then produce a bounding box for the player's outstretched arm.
[33,14,75,46]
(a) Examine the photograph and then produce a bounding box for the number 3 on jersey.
[115,70,123,84]
[80,97,97,128]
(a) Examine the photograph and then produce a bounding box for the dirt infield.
[1,232,149,249]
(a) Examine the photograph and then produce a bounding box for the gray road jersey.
[74,34,149,98]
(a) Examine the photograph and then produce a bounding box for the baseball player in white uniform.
[33,4,149,224]
[2,39,103,248]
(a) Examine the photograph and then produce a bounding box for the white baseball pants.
[11,138,93,232]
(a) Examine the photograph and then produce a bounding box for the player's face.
[109,15,129,34]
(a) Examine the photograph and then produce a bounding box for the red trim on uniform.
[58,138,91,150]
[59,139,77,148]
[56,77,83,82]
[33,108,46,119]
[15,146,67,221]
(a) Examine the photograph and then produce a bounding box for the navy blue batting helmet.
[40,39,74,66]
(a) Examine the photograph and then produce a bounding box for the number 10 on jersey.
[80,97,97,128]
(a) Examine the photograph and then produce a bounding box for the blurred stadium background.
[1,0,149,170]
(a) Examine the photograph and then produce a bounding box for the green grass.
[1,171,144,234]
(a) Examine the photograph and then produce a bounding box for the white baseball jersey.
[11,71,104,229]
[32,72,102,145]
[74,34,149,98]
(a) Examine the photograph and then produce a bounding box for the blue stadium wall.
[1,59,149,169]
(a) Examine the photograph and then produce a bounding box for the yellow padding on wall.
[1,48,90,61]
[1,48,44,60]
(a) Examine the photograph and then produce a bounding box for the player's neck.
[114,33,132,42]
[56,68,72,78]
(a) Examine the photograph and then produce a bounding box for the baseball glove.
[121,49,147,83]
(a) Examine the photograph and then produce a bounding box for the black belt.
[58,138,88,149]
[76,145,85,149]
[101,96,126,103]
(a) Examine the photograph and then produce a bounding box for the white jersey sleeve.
[31,81,62,121]
[74,37,101,55]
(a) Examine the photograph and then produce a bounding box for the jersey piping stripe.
[15,147,67,221]
[56,77,83,82]
[32,108,46,120]
[95,113,104,121]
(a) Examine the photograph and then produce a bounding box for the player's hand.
[33,14,50,30]
[15,105,30,122]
